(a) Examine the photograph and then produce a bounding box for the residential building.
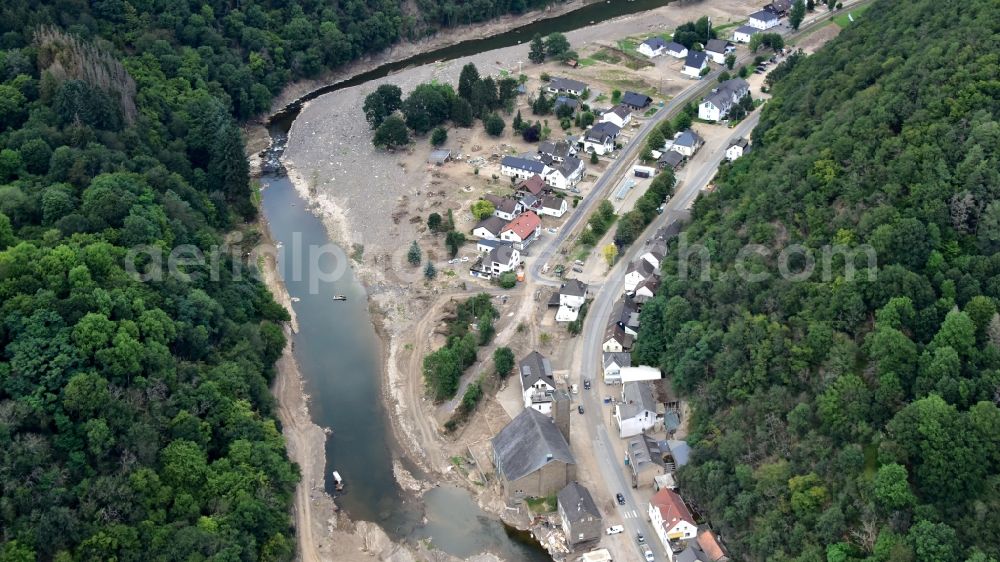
[484,194,520,221]
[615,382,662,438]
[545,156,585,190]
[638,36,668,57]
[518,174,547,197]
[519,193,540,213]
[619,366,662,384]
[519,351,556,414]
[682,50,708,78]
[671,129,704,157]
[767,0,793,15]
[640,241,667,269]
[658,150,685,171]
[748,8,780,30]
[625,258,658,293]
[633,276,661,305]
[501,156,548,181]
[556,279,588,322]
[732,24,760,43]
[500,211,541,250]
[726,138,750,161]
[478,243,520,278]
[603,352,631,384]
[476,238,509,254]
[622,91,653,111]
[538,139,577,164]
[546,77,588,96]
[704,39,735,64]
[539,195,568,218]
[602,323,633,353]
[665,41,688,59]
[473,216,507,239]
[555,96,581,113]
[557,482,602,548]
[698,78,750,121]
[649,489,698,551]
[427,149,452,165]
[674,529,729,562]
[613,297,641,337]
[601,104,632,128]
[492,408,576,503]
[583,122,621,155]
[626,433,669,487]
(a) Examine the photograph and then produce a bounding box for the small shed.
[428,149,452,165]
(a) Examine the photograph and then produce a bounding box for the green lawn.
[617,38,638,53]
[578,57,597,67]
[526,495,557,513]
[833,4,870,27]
[643,107,659,117]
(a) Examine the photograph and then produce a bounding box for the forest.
[633,0,1000,560]
[0,21,297,562]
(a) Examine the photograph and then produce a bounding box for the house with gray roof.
[665,41,688,59]
[638,36,669,58]
[520,351,556,414]
[545,156,585,190]
[556,279,589,323]
[473,215,507,239]
[555,96,580,113]
[538,139,577,164]
[698,78,750,121]
[622,91,653,111]
[748,8,780,30]
[615,382,662,438]
[625,257,659,293]
[704,39,735,64]
[671,129,704,157]
[603,352,631,384]
[492,408,576,503]
[501,156,549,181]
[558,482,602,547]
[625,433,669,487]
[546,77,588,96]
[583,122,621,155]
[658,149,685,171]
[732,24,761,44]
[682,50,708,78]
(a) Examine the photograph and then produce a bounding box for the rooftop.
[586,122,621,142]
[502,211,541,239]
[518,174,546,195]
[475,216,507,236]
[622,91,652,108]
[705,39,732,54]
[549,77,588,92]
[650,488,695,529]
[620,382,658,419]
[501,155,546,174]
[642,37,668,49]
[520,350,555,388]
[558,481,601,523]
[492,408,575,482]
[603,352,632,369]
[561,278,588,297]
[685,50,707,68]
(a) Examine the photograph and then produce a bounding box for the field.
[833,4,870,27]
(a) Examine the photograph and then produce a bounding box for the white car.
[606,525,624,535]
[644,548,655,562]
[448,258,458,264]
[460,256,470,262]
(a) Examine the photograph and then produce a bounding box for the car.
[606,525,624,535]
[572,266,584,273]
[637,532,645,544]
[577,405,584,414]
[460,256,470,262]
[448,258,458,264]
[643,547,655,561]
[547,227,558,233]
[583,379,591,390]
[574,260,585,266]
[616,493,626,505]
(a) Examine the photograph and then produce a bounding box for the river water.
[258,0,672,558]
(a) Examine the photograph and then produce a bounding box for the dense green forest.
[634,0,1000,560]
[0,0,558,120]
[0,22,298,562]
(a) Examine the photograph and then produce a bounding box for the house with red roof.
[648,488,698,551]
[500,211,541,250]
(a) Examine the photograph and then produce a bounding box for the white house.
[632,277,660,305]
[603,324,633,353]
[556,279,588,322]
[637,37,668,58]
[649,489,698,552]
[727,138,750,161]
[486,243,520,277]
[664,41,688,59]
[748,8,780,30]
[640,241,666,269]
[603,352,631,384]
[698,78,750,121]
[704,39,736,65]
[483,194,521,221]
[614,382,661,438]
[519,351,556,414]
[501,156,549,181]
[682,50,708,78]
[670,129,704,157]
[619,366,661,384]
[732,24,761,43]
[546,77,588,96]
[539,195,568,218]
[545,157,585,190]
[500,211,541,250]
[600,104,632,129]
[473,216,507,239]
[583,122,621,155]
[538,139,577,164]
[624,258,658,293]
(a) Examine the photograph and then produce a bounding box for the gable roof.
[561,278,588,298]
[674,129,703,147]
[734,24,761,36]
[627,258,656,278]
[555,156,583,178]
[492,408,575,482]
[555,96,580,109]
[636,275,662,295]
[605,323,634,348]
[502,211,541,239]
[705,39,732,54]
[501,155,546,174]
[490,243,516,265]
[622,91,652,108]
[604,352,632,370]
[627,433,668,473]
[659,150,684,168]
[520,350,555,388]
[518,174,546,195]
[558,481,601,523]
[538,139,574,160]
[475,215,507,236]
[620,382,658,419]
[541,195,565,211]
[685,50,707,69]
[650,488,696,530]
[478,238,511,251]
[586,122,621,143]
[750,8,779,21]
[697,529,727,561]
[641,37,668,50]
[665,41,687,53]
[607,104,631,120]
[719,78,749,96]
[549,77,587,92]
[730,137,749,149]
[491,197,519,214]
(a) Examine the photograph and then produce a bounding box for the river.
[258,0,672,558]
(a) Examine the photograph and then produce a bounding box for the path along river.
[258,0,672,558]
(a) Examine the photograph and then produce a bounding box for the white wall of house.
[671,144,696,157]
[726,144,745,161]
[539,200,568,217]
[666,46,687,59]
[603,365,622,384]
[501,164,547,181]
[583,138,614,155]
[474,226,500,239]
[615,406,658,438]
[602,338,624,353]
[706,50,726,64]
[649,505,699,554]
[560,293,586,309]
[682,62,705,78]
[638,43,663,58]
[601,112,631,129]
[624,271,647,293]
[748,15,778,29]
[698,100,723,121]
[733,29,755,43]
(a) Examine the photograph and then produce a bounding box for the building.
[492,408,576,503]
[500,211,541,250]
[484,194,520,221]
[473,216,507,239]
[665,41,688,59]
[658,150,685,171]
[619,365,661,384]
[602,323,633,353]
[649,489,698,551]
[600,104,632,128]
[519,193,540,213]
[603,352,631,384]
[555,96,581,113]
[682,50,708,78]
[767,0,793,15]
[545,156,585,190]
[615,382,662,438]
[626,433,669,487]
[732,24,761,43]
[583,122,621,155]
[748,8,780,30]
[518,174,547,197]
[519,351,556,414]
[638,36,668,57]
[556,279,588,322]
[471,242,520,279]
[613,297,641,337]
[427,149,452,165]
[633,276,661,305]
[625,258,657,293]
[640,241,667,269]
[557,482,602,548]
[546,77,588,96]
[671,129,704,157]
[622,91,653,111]
[698,78,750,121]
[538,139,577,164]
[704,39,735,65]
[501,156,548,181]
[539,195,568,218]
[726,138,750,161]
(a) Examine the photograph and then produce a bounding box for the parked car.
[577,405,584,414]
[460,256,470,262]
[572,266,584,273]
[643,546,655,561]
[616,493,626,505]
[606,525,624,535]
[547,227,558,233]
[637,532,645,544]
[583,379,591,390]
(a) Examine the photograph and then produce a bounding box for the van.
[571,384,579,394]
[606,525,624,535]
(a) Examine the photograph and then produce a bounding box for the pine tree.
[458,63,480,101]
[513,110,524,132]
[528,34,546,64]
[407,241,421,265]
[424,260,437,279]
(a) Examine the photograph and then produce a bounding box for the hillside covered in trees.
[0,0,560,120]
[633,0,1000,560]
[0,24,297,562]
